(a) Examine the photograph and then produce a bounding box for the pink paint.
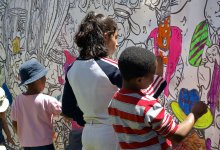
[206,138,212,150]
[63,50,76,73]
[148,26,182,96]
[58,76,65,85]
[207,62,220,116]
[57,50,76,85]
[72,121,83,129]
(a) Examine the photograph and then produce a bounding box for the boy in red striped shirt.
[108,46,207,150]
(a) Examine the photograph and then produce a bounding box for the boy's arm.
[168,101,207,142]
[155,55,163,76]
[145,100,178,140]
[1,112,14,144]
[142,55,165,99]
[142,75,167,98]
[11,97,18,136]
[48,99,62,116]
[145,101,207,143]
[12,121,17,134]
[168,113,195,142]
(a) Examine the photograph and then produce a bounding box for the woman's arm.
[62,64,85,126]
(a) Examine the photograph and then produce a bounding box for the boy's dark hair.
[118,46,156,81]
[75,11,117,59]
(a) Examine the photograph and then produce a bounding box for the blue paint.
[178,88,200,115]
[2,83,13,105]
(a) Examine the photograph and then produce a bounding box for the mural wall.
[0,0,219,149]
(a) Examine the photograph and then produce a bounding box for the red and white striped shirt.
[108,83,178,149]
[142,75,166,97]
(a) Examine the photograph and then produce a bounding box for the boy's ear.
[136,77,143,84]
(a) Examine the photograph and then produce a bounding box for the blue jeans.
[66,128,83,150]
[23,144,55,150]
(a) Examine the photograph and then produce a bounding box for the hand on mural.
[191,101,208,120]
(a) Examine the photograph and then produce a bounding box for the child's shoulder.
[39,93,52,97]
[15,93,26,100]
[141,94,161,107]
[39,93,59,103]
[39,93,56,99]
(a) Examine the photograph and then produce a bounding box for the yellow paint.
[171,101,213,129]
[12,36,21,54]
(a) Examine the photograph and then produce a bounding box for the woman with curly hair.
[62,11,120,150]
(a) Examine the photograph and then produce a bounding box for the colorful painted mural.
[0,0,219,149]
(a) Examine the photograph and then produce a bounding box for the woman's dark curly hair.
[74,11,117,59]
